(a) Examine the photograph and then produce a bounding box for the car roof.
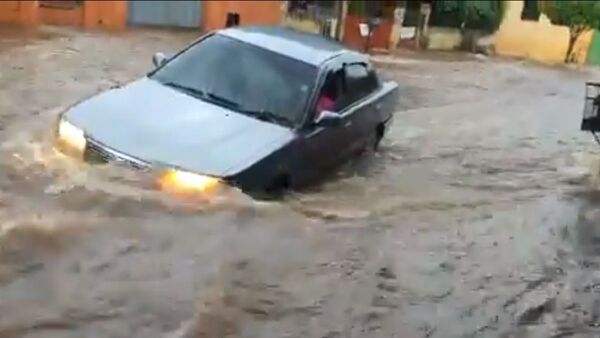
[218,25,363,66]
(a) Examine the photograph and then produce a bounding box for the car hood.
[65,78,295,176]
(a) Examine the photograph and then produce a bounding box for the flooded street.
[1,26,600,337]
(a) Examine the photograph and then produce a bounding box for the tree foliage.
[542,0,600,29]
[541,0,600,62]
[431,0,504,32]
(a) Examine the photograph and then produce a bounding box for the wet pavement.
[1,26,600,338]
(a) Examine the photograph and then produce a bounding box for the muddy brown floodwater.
[1,26,600,338]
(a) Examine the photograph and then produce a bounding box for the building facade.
[494,0,593,64]
[0,1,405,52]
[0,0,284,31]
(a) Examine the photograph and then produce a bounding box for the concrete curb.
[369,55,421,66]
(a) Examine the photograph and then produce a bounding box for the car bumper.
[84,137,152,171]
[81,137,235,195]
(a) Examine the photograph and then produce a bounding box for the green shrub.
[542,0,600,62]
[431,0,504,32]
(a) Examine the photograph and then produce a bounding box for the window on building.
[402,1,423,27]
[39,1,83,9]
[288,1,335,19]
[348,0,394,18]
[521,0,540,21]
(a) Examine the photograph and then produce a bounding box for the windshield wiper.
[205,91,241,109]
[162,82,206,99]
[162,83,242,110]
[161,82,291,125]
[240,108,292,126]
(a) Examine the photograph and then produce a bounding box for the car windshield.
[150,34,317,126]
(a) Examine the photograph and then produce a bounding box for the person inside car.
[316,73,341,119]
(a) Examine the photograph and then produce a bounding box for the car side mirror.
[152,52,168,68]
[315,111,342,128]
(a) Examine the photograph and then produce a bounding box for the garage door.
[128,0,201,28]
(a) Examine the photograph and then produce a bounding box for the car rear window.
[150,34,318,126]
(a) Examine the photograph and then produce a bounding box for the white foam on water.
[563,151,600,187]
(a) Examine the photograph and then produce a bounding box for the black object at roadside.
[226,12,240,28]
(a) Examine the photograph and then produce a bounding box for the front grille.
[84,139,151,171]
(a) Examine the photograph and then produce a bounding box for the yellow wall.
[495,0,592,64]
[495,1,568,63]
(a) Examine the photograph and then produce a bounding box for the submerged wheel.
[256,174,289,200]
[373,123,385,151]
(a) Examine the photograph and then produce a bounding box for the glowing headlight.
[57,118,86,153]
[158,169,221,194]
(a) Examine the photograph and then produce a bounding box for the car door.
[295,68,351,183]
[337,63,380,154]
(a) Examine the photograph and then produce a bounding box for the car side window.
[315,70,345,116]
[314,63,380,117]
[342,63,379,107]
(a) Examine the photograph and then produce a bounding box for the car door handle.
[375,103,382,111]
[344,120,352,127]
